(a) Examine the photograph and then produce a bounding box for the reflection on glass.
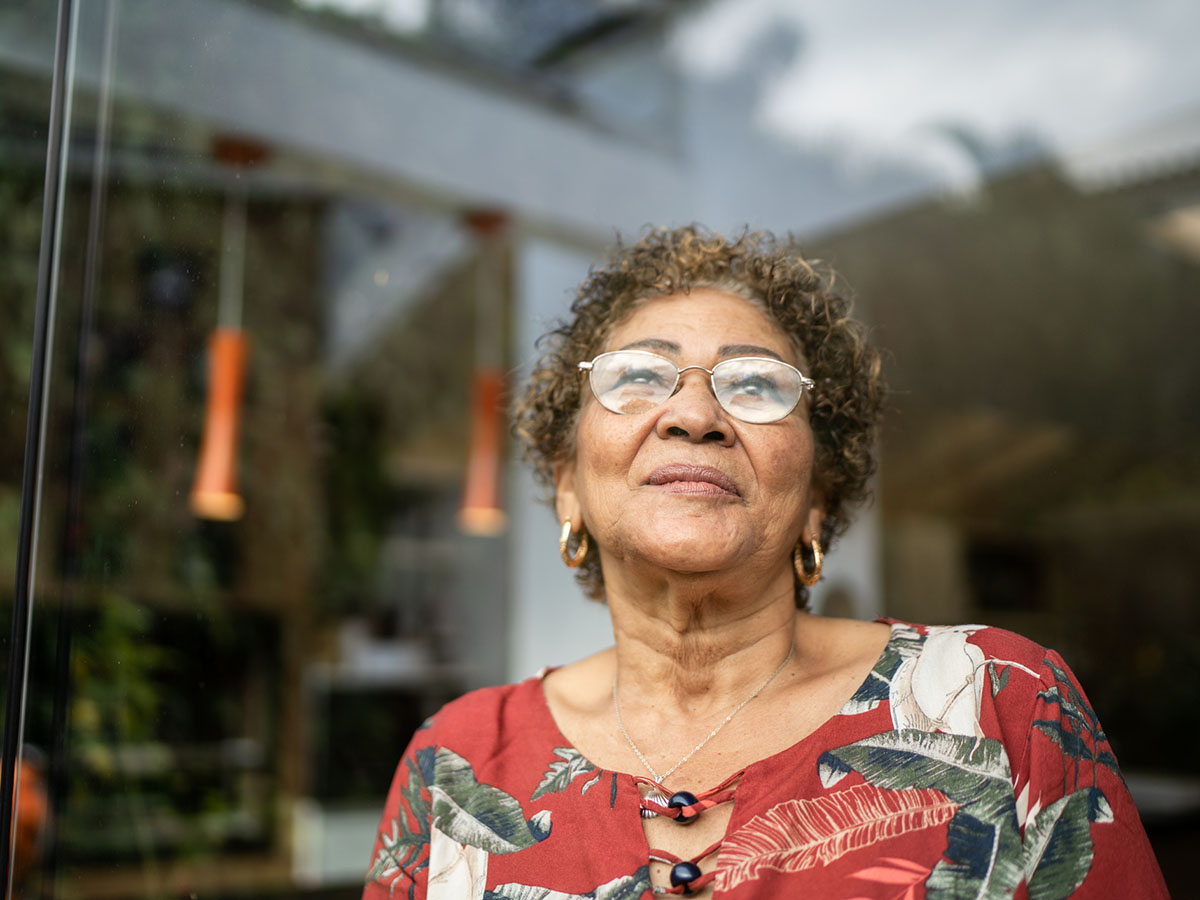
[1,0,1197,896]
[4,3,509,895]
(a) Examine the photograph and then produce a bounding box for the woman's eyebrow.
[719,344,784,360]
[618,339,786,361]
[619,338,680,353]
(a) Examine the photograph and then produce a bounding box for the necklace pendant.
[641,783,669,819]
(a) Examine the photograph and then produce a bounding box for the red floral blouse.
[363,621,1168,899]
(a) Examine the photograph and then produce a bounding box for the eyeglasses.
[578,349,814,424]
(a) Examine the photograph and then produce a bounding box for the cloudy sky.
[298,0,1200,190]
[671,0,1200,186]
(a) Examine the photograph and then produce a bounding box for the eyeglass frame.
[576,349,816,424]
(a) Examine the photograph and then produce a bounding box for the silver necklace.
[613,642,794,817]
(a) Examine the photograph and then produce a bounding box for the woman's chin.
[624,535,750,579]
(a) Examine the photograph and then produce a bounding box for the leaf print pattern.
[430,748,552,854]
[483,866,652,900]
[1021,788,1111,900]
[820,730,1012,806]
[820,730,1024,900]
[843,624,924,715]
[925,809,1024,900]
[1032,657,1121,789]
[530,747,598,801]
[715,782,959,891]
[987,662,1010,699]
[368,751,433,896]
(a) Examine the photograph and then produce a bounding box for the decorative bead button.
[667,791,700,824]
[670,860,702,893]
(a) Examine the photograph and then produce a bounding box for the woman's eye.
[615,367,667,388]
[730,374,780,399]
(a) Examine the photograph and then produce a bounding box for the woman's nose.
[653,372,735,445]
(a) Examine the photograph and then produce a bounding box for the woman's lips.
[645,464,741,497]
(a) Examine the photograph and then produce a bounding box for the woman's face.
[555,289,823,585]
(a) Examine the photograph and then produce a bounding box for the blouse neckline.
[532,619,903,794]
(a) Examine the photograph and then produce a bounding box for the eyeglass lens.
[586,350,804,424]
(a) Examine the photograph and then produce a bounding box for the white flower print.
[428,824,488,900]
[890,626,988,737]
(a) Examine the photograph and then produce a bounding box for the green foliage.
[1033,657,1121,790]
[319,389,395,614]
[368,753,431,885]
[822,731,1023,900]
[530,746,597,801]
[1022,788,1110,900]
[430,748,550,854]
[987,661,1010,698]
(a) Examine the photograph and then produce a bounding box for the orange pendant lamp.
[458,210,509,536]
[191,136,267,521]
[459,365,507,535]
[190,326,249,520]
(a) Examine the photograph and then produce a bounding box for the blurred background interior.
[2,0,1199,896]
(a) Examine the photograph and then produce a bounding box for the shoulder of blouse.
[876,617,1063,730]
[406,675,548,754]
[878,618,1056,673]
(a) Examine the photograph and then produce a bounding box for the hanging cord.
[648,838,724,895]
[631,770,742,822]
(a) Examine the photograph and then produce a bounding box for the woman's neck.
[604,560,802,715]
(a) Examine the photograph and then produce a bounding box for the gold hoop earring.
[560,519,588,568]
[794,537,823,587]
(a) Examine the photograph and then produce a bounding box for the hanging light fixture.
[190,325,248,521]
[190,136,268,521]
[458,210,509,536]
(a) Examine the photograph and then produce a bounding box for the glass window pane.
[2,0,1196,896]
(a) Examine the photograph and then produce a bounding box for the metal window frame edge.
[1,0,78,891]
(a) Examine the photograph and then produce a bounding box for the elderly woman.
[364,228,1166,899]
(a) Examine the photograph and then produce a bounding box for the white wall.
[507,238,614,681]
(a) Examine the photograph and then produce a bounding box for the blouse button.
[670,860,703,894]
[667,791,700,824]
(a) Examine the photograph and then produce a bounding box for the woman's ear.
[804,503,825,546]
[553,461,581,527]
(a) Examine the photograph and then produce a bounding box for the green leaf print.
[820,731,1011,807]
[1042,660,1099,730]
[484,866,652,900]
[401,763,431,838]
[925,810,1023,900]
[820,731,1023,900]
[1037,686,1103,741]
[1095,750,1120,773]
[531,747,598,801]
[987,662,1010,699]
[891,624,930,659]
[843,625,959,716]
[1032,719,1095,763]
[431,748,552,854]
[1022,788,1110,900]
[1033,656,1122,792]
[367,753,432,891]
[845,642,908,713]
